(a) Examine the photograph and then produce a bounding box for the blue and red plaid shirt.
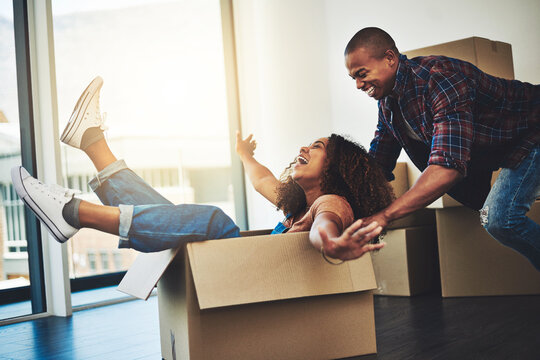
[369,54,540,183]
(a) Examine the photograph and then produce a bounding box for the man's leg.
[481,146,540,271]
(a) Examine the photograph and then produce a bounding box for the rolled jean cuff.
[118,204,134,249]
[88,159,129,192]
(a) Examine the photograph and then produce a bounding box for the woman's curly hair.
[276,134,395,221]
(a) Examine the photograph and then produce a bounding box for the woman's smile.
[291,138,328,186]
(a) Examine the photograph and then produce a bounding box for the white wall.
[234,0,333,229]
[234,0,540,229]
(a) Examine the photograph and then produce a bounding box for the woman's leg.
[79,143,238,251]
[85,142,173,207]
[78,200,240,252]
[84,138,118,173]
[11,166,239,250]
[79,201,120,235]
[60,76,172,207]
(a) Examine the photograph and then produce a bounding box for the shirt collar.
[390,54,409,98]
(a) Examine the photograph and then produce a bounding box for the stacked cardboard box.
[371,162,439,296]
[403,37,540,297]
[372,226,439,296]
[436,205,540,297]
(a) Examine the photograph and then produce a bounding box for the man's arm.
[363,164,463,228]
[369,69,474,227]
[334,69,473,260]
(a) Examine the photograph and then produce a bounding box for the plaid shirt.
[369,54,540,181]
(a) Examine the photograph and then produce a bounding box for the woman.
[12,77,394,261]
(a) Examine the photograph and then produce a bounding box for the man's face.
[345,47,398,100]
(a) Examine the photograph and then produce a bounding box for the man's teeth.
[366,86,375,97]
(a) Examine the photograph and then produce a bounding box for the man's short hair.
[344,27,399,58]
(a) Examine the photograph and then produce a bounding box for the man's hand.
[319,219,384,261]
[235,131,257,159]
[376,165,463,223]
[361,211,390,230]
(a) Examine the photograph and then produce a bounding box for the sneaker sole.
[60,76,103,147]
[11,166,70,243]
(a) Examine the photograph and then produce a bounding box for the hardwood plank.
[1,293,539,359]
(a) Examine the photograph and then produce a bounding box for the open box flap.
[117,247,180,300]
[187,232,377,310]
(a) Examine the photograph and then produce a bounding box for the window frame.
[1,0,247,320]
[10,0,47,315]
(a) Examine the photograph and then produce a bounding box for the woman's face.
[291,137,329,190]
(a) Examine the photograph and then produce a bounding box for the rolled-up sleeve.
[428,71,475,176]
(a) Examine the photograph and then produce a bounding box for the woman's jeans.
[481,145,540,271]
[88,160,240,252]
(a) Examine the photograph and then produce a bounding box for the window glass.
[0,1,33,319]
[51,0,233,297]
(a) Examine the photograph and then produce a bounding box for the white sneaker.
[60,76,107,149]
[11,166,79,244]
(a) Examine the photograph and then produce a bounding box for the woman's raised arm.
[236,131,280,206]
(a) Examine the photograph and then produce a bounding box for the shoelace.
[49,184,81,199]
[88,97,108,131]
[100,111,109,131]
[31,179,81,203]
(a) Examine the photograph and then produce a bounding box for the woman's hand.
[318,219,384,261]
[235,130,279,205]
[235,131,257,159]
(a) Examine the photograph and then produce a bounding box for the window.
[87,251,96,273]
[112,251,122,271]
[0,1,28,294]
[100,251,109,271]
[51,0,239,305]
[0,1,46,320]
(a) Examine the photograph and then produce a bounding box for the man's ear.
[384,49,397,67]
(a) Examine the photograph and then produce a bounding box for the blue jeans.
[481,145,540,271]
[88,160,240,252]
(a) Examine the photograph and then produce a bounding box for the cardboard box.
[402,38,540,296]
[404,37,514,80]
[436,202,540,297]
[118,231,378,359]
[372,226,439,296]
[387,162,435,229]
[403,37,515,209]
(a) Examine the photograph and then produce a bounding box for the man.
[344,27,540,270]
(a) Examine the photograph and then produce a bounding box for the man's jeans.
[88,160,240,252]
[481,145,540,271]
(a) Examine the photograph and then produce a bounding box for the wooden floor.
[0,293,539,359]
